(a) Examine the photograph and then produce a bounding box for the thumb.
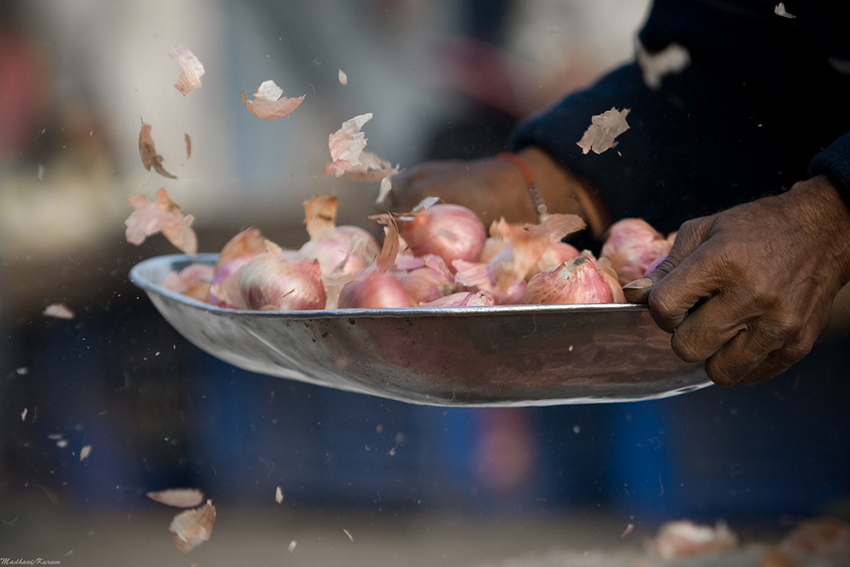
[621,217,713,303]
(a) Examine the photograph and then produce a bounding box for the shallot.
[209,229,276,308]
[238,253,326,311]
[523,255,614,305]
[298,195,377,278]
[601,218,673,285]
[527,241,580,279]
[163,263,213,302]
[337,216,412,308]
[453,259,527,305]
[644,253,668,276]
[396,256,458,305]
[209,256,253,308]
[400,202,486,266]
[338,271,413,309]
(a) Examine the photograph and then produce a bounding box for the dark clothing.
[509,0,850,233]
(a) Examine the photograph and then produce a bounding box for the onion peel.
[577,108,631,155]
[324,113,399,181]
[138,120,177,179]
[169,45,205,96]
[241,80,305,119]
[169,499,216,552]
[125,187,197,256]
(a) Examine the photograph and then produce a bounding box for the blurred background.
[1,0,849,565]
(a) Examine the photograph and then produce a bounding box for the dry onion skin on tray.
[128,192,676,311]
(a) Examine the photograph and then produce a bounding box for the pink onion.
[299,234,368,277]
[453,260,527,305]
[338,271,413,309]
[337,225,380,256]
[397,267,457,305]
[214,228,268,270]
[523,255,614,304]
[601,218,673,285]
[527,241,580,280]
[478,237,506,264]
[644,253,668,276]
[238,253,326,310]
[209,256,253,308]
[299,225,379,277]
[163,263,213,302]
[401,203,486,266]
[300,195,379,278]
[596,256,626,303]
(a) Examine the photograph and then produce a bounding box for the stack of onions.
[164,196,674,311]
[452,214,586,305]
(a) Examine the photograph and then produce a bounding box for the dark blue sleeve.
[809,133,850,208]
[508,0,850,234]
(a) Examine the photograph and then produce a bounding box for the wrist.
[516,147,611,238]
[495,152,551,222]
[788,174,850,284]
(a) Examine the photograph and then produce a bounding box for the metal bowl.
[129,254,711,406]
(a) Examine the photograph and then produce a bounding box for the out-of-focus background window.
[1,1,849,565]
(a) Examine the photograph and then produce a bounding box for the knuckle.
[647,283,675,317]
[671,332,706,364]
[672,217,712,248]
[771,312,802,339]
[676,217,705,239]
[647,285,685,331]
[704,356,741,387]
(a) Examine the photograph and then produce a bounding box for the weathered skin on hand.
[623,175,850,386]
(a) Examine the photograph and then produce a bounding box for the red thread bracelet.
[496,152,550,222]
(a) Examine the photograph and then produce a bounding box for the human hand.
[374,157,540,227]
[623,175,850,385]
[371,148,608,235]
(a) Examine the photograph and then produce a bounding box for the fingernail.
[622,277,653,291]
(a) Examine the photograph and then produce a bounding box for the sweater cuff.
[809,132,850,208]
